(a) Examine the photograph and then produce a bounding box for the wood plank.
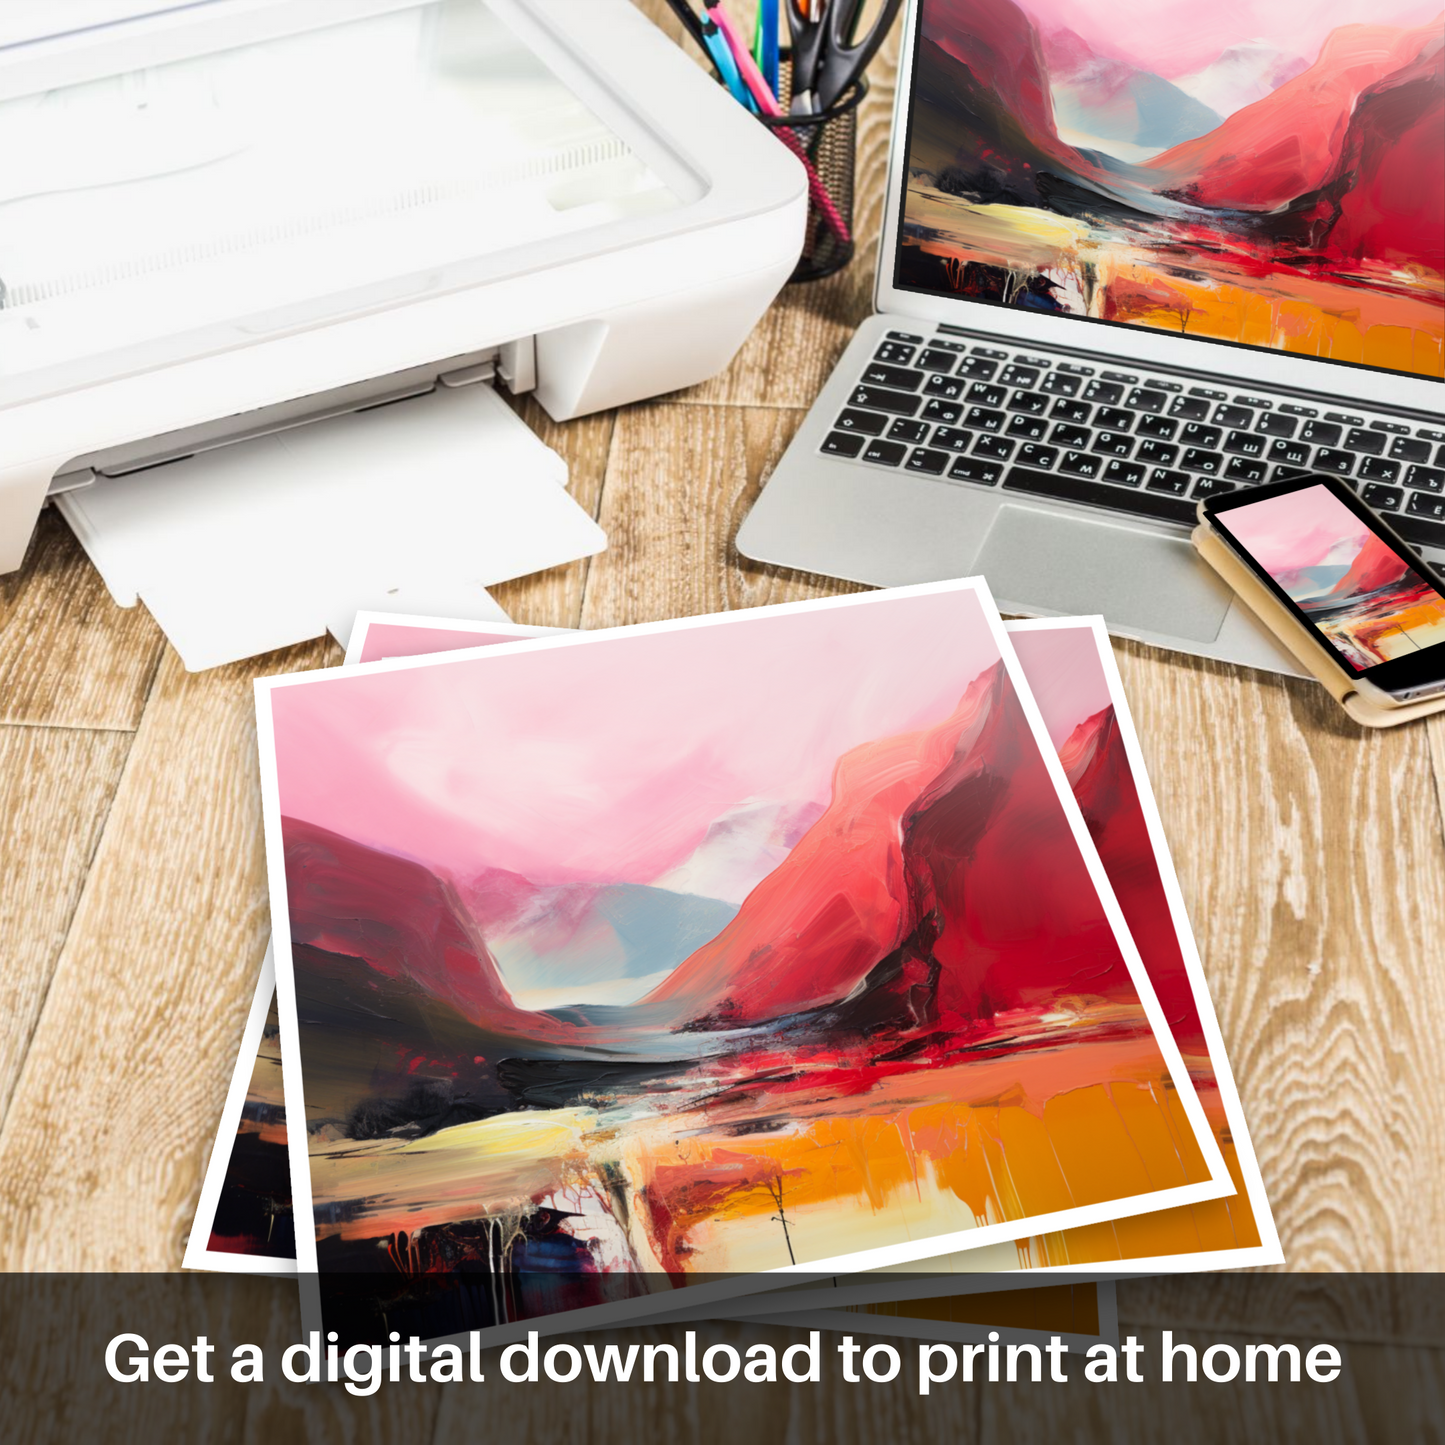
[1108,638,1445,1271]
[489,397,614,630]
[984,1322,1435,1445]
[578,403,866,630]
[0,641,329,1270]
[0,509,164,730]
[429,1322,981,1445]
[0,725,133,1125]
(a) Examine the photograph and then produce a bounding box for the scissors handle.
[784,0,830,108]
[813,0,903,110]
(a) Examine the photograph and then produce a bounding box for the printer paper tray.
[57,383,604,671]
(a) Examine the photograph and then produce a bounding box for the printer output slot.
[46,339,539,497]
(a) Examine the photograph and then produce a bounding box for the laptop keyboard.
[821,330,1445,555]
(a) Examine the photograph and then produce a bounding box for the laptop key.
[1147,469,1192,495]
[1008,390,1050,415]
[1257,413,1298,438]
[874,342,917,365]
[1300,420,1341,447]
[1095,406,1134,432]
[1314,448,1354,476]
[863,363,925,390]
[973,435,1015,461]
[1358,457,1400,483]
[1017,443,1059,470]
[1092,432,1134,457]
[1059,451,1102,478]
[966,383,1008,407]
[887,418,932,444]
[1395,514,1445,551]
[1405,465,1445,493]
[930,427,974,452]
[860,438,908,467]
[1180,423,1222,449]
[1223,430,1265,457]
[1389,436,1431,464]
[1041,372,1081,397]
[821,431,866,458]
[850,384,921,417]
[1083,379,1123,404]
[1126,388,1167,413]
[964,406,1006,432]
[1103,459,1145,487]
[1407,491,1445,521]
[922,398,963,424]
[998,364,1040,388]
[1136,414,1178,440]
[1003,466,1197,524]
[948,457,1003,485]
[1136,440,1179,467]
[1051,423,1091,450]
[835,408,890,435]
[957,356,999,380]
[1215,404,1254,429]
[924,374,966,400]
[1169,395,1211,421]
[886,330,924,343]
[1192,476,1237,499]
[906,448,951,475]
[1050,398,1092,424]
[916,348,960,373]
[1006,415,1048,441]
[1224,456,1268,483]
[1361,483,1403,511]
[1344,428,1385,455]
[1268,438,1312,467]
[1182,448,1223,474]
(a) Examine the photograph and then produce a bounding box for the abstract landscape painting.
[1219,482,1445,666]
[184,947,296,1272]
[258,585,1226,1341]
[901,0,1444,376]
[1000,620,1277,1268]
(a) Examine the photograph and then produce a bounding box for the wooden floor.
[1,7,1442,1441]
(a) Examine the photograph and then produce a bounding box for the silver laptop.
[738,0,1444,673]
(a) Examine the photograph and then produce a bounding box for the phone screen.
[1210,481,1445,679]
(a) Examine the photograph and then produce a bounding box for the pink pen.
[706,2,853,247]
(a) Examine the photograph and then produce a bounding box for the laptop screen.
[894,0,1444,381]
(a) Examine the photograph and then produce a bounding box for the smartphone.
[1200,474,1445,707]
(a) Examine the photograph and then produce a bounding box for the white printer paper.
[57,383,604,669]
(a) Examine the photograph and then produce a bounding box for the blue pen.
[758,0,780,98]
[700,14,756,111]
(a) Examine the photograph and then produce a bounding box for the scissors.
[786,0,903,113]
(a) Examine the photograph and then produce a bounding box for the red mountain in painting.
[649,663,1140,1029]
[1325,532,1413,601]
[640,668,997,1024]
[1322,39,1445,268]
[1143,21,1440,213]
[1059,707,1204,1055]
[282,817,567,1042]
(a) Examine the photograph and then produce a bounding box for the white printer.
[0,0,806,666]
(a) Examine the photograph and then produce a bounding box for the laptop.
[737,0,1444,673]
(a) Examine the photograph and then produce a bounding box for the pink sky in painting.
[1220,484,1370,576]
[270,591,1003,889]
[1015,0,1441,82]
[1007,625,1113,747]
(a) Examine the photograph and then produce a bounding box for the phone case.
[1192,522,1445,729]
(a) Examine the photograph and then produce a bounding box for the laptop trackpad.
[976,505,1233,643]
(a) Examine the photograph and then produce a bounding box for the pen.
[753,0,780,99]
[706,4,852,246]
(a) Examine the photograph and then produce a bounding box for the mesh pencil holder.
[759,70,868,283]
